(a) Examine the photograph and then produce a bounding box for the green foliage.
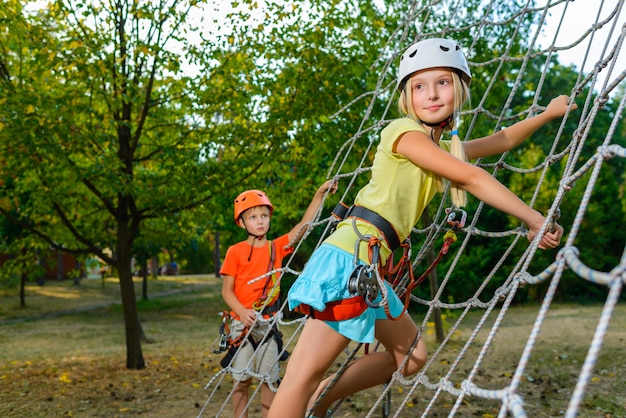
[0,0,623,368]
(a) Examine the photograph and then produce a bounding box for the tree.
[0,0,240,369]
[0,0,400,369]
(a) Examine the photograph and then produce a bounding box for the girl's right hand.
[544,95,577,118]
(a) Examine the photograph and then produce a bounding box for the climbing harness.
[212,311,246,356]
[296,296,369,321]
[213,311,288,368]
[332,203,401,251]
[213,311,231,354]
[298,203,406,320]
[298,203,467,323]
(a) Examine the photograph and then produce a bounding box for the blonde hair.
[397,70,470,207]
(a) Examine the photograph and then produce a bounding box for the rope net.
[201,0,626,416]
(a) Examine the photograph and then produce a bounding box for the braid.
[449,129,467,207]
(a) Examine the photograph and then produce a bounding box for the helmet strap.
[241,218,270,261]
[420,113,454,128]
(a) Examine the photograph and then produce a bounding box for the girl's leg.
[308,313,426,416]
[232,378,251,418]
[375,312,427,376]
[268,318,350,418]
[308,351,396,416]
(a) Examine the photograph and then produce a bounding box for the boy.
[220,181,335,418]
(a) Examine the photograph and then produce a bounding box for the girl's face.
[409,67,455,125]
[241,205,271,236]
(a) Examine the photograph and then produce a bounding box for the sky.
[537,0,626,91]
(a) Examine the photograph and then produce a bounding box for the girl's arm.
[463,95,576,160]
[395,131,563,249]
[287,179,337,244]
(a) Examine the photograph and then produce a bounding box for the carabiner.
[445,207,467,230]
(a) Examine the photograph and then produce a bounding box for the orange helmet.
[233,190,274,227]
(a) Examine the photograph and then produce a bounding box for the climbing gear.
[445,207,467,229]
[218,326,288,368]
[347,243,382,304]
[233,189,274,227]
[397,38,472,91]
[405,207,467,290]
[296,203,407,321]
[297,203,465,322]
[332,203,401,252]
[296,296,370,321]
[212,311,243,355]
[251,240,281,313]
[548,208,561,233]
[213,312,231,354]
[214,311,288,368]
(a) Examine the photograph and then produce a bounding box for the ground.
[0,276,624,417]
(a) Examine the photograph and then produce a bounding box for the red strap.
[295,296,368,321]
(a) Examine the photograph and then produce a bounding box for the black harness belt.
[332,203,401,252]
[261,301,280,316]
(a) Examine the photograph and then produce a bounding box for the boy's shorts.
[229,320,280,383]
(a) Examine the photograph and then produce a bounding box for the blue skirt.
[288,243,405,343]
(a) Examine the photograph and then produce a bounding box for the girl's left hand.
[527,222,564,249]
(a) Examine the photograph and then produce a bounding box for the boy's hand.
[238,308,258,328]
[318,179,338,196]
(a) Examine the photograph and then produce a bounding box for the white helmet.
[397,38,471,91]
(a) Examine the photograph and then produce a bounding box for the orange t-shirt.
[220,234,294,316]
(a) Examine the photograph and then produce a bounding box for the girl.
[268,38,574,418]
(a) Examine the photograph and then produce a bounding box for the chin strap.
[246,234,265,261]
[420,113,453,128]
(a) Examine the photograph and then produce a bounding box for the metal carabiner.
[445,207,467,230]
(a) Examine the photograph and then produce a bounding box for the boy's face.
[241,205,271,237]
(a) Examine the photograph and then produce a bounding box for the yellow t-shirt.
[326,118,451,263]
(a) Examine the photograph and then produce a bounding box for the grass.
[0,277,624,417]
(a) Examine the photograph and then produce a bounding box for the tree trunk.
[19,272,26,308]
[117,222,145,369]
[118,259,145,369]
[151,256,158,279]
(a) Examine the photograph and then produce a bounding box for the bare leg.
[260,382,275,418]
[232,378,251,418]
[268,318,350,418]
[309,313,427,416]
